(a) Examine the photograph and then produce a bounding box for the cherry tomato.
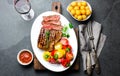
[60,37,69,45]
[51,50,56,56]
[66,52,73,61]
[64,45,72,52]
[49,58,56,64]
[57,58,64,63]
[61,58,70,67]
[62,45,67,49]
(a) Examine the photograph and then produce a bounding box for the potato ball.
[77,15,82,20]
[76,10,81,15]
[82,15,87,20]
[68,5,73,11]
[80,6,85,10]
[70,9,76,15]
[85,6,89,10]
[74,6,79,10]
[71,2,77,7]
[86,9,91,15]
[81,1,87,6]
[74,15,78,19]
[81,10,86,15]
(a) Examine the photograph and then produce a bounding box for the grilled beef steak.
[37,28,62,51]
[37,15,63,51]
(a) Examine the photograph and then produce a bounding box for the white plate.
[31,11,78,72]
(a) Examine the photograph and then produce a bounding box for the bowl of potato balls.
[67,1,92,21]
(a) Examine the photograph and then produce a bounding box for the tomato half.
[66,52,73,61]
[51,50,56,56]
[61,58,70,67]
[60,37,69,45]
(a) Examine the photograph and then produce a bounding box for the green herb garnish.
[62,33,67,37]
[66,48,70,52]
[66,63,70,67]
[62,26,68,33]
[45,30,50,48]
[62,23,73,38]
[45,30,50,38]
[69,23,73,29]
[54,54,58,60]
[44,54,49,59]
[66,34,70,38]
[62,33,70,38]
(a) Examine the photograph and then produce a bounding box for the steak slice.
[43,15,60,22]
[42,24,63,30]
[42,20,61,26]
[37,28,62,51]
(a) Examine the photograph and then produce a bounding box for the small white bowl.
[17,49,33,65]
[67,1,92,21]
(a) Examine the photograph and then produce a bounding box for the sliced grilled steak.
[43,15,60,22]
[42,20,61,26]
[42,24,63,30]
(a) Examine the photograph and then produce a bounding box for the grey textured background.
[0,0,120,76]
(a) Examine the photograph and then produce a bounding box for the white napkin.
[78,21,106,71]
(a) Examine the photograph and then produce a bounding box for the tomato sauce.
[19,51,32,63]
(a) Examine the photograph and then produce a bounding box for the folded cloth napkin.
[78,21,106,71]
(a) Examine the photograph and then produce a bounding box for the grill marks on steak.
[37,28,48,49]
[49,29,62,43]
[37,15,63,51]
[37,28,62,51]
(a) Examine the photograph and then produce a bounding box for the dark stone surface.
[0,0,120,76]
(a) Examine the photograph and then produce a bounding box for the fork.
[86,21,101,74]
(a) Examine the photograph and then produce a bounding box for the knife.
[86,52,92,76]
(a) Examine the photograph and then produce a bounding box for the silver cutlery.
[86,21,101,74]
[79,24,92,76]
[85,38,92,76]
[86,52,92,76]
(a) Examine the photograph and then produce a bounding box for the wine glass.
[14,0,34,21]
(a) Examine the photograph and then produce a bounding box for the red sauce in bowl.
[19,51,32,63]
